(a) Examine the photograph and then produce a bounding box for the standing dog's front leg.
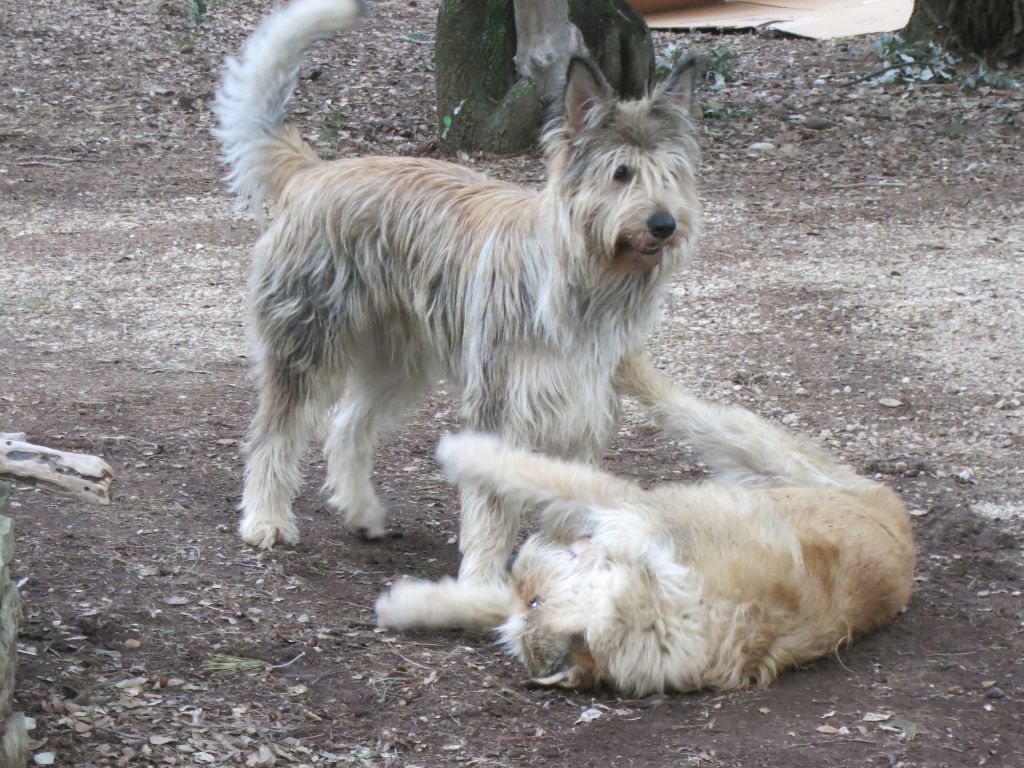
[456,484,522,585]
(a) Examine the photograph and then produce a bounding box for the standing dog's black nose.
[647,211,677,240]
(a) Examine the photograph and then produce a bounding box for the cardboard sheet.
[631,0,913,40]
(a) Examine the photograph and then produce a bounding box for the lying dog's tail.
[375,577,515,631]
[616,353,872,491]
[213,0,364,223]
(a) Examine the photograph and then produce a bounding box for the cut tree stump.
[0,437,113,505]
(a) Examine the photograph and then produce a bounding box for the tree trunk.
[435,0,653,155]
[904,0,1024,61]
[513,0,586,105]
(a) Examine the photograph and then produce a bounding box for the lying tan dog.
[376,357,915,696]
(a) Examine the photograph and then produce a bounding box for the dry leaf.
[575,707,603,725]
[115,677,149,689]
[245,746,276,767]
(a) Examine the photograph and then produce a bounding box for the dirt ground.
[2,1,1023,766]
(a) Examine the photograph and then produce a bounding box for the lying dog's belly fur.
[501,483,913,695]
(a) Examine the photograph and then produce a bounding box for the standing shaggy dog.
[214,0,702,583]
[377,354,915,696]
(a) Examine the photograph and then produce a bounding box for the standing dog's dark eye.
[612,164,632,183]
[528,596,541,609]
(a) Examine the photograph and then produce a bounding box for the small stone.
[878,398,903,408]
[125,638,141,650]
[862,712,891,722]
[747,141,777,154]
[954,468,975,484]
[804,116,831,130]
[981,680,997,688]
[985,687,1005,699]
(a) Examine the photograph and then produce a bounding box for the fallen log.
[0,437,113,505]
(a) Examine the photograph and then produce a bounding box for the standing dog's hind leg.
[240,371,316,549]
[323,368,426,539]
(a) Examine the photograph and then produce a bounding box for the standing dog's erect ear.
[563,56,610,137]
[654,54,702,108]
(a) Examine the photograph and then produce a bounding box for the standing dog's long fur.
[376,354,915,696]
[214,0,703,583]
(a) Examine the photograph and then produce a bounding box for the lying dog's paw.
[436,432,508,480]
[375,578,439,629]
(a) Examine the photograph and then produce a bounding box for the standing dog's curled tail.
[213,0,365,222]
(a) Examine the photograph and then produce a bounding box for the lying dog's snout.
[647,211,676,240]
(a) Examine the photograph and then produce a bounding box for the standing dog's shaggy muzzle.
[647,211,677,240]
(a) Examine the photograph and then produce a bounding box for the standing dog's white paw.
[239,516,300,549]
[341,496,387,540]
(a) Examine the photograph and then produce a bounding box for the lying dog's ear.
[524,640,596,690]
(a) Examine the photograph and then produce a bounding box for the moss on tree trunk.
[904,0,1024,61]
[435,0,654,155]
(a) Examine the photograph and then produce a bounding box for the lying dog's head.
[499,535,711,696]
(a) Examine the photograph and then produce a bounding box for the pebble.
[954,468,975,484]
[879,397,903,408]
[747,141,777,154]
[985,687,1005,699]
[804,116,831,130]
